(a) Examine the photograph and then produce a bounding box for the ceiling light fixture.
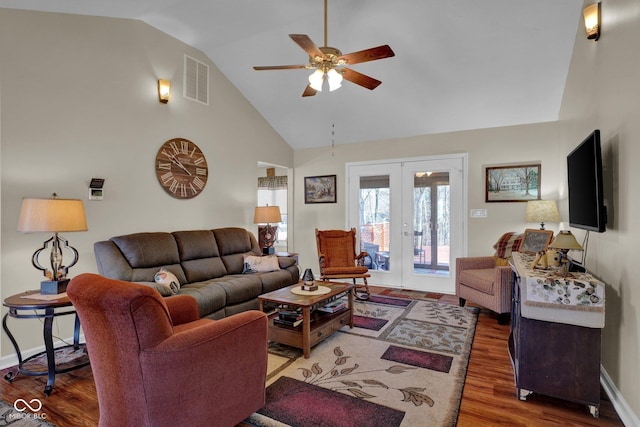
[308,69,324,91]
[583,2,601,41]
[326,69,343,91]
[308,67,343,92]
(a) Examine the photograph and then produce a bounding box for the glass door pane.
[359,175,390,271]
[413,172,450,275]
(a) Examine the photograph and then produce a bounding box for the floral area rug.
[246,294,479,427]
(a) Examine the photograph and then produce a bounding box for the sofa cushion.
[173,230,221,259]
[212,275,262,305]
[112,232,181,268]
[173,230,228,282]
[243,255,280,273]
[458,268,495,294]
[259,270,298,294]
[214,228,261,274]
[178,281,227,318]
[214,228,254,255]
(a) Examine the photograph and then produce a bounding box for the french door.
[347,155,466,294]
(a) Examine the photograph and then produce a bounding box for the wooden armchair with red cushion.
[67,273,268,427]
[315,228,371,300]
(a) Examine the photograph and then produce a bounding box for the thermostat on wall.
[89,178,105,201]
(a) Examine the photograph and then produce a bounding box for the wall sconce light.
[583,2,601,41]
[158,79,171,103]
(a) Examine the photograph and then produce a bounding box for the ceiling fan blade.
[253,65,308,71]
[338,45,395,65]
[289,34,323,58]
[302,85,318,97]
[342,68,382,90]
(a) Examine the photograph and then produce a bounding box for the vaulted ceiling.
[0,0,583,149]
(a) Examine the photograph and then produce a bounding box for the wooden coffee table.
[259,281,354,358]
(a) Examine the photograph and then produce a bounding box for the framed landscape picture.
[485,163,541,203]
[519,228,554,253]
[304,175,337,204]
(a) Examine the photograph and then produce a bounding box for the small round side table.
[2,290,89,396]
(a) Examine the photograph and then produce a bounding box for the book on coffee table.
[273,317,304,328]
[317,300,347,313]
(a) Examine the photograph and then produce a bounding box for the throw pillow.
[154,268,180,295]
[493,232,523,266]
[243,255,280,273]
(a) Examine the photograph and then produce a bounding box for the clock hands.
[169,155,192,175]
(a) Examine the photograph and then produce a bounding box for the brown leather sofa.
[67,273,268,427]
[94,227,299,319]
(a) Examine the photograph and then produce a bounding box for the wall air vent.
[184,55,209,105]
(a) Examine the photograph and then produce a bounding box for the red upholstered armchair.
[67,273,268,427]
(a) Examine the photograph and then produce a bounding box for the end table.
[2,290,89,396]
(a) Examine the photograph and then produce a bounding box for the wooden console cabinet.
[509,252,604,418]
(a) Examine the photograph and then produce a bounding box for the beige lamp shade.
[525,200,560,229]
[253,205,281,224]
[17,197,88,233]
[549,230,583,251]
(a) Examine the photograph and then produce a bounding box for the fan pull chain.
[331,122,335,157]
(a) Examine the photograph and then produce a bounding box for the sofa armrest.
[94,240,134,281]
[495,265,515,289]
[456,256,496,271]
[165,294,200,325]
[277,256,296,269]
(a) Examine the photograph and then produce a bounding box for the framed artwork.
[519,228,554,253]
[485,163,541,203]
[304,175,337,204]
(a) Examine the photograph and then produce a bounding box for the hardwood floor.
[0,291,624,426]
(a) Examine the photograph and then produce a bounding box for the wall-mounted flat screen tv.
[567,129,606,232]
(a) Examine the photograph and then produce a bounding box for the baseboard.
[601,365,640,426]
[0,344,45,370]
[0,334,85,371]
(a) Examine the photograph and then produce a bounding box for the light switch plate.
[470,209,487,218]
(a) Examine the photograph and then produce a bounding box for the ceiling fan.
[253,0,395,97]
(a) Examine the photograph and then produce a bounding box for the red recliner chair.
[67,273,268,427]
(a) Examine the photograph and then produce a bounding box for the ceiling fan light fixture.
[308,69,324,91]
[327,69,343,91]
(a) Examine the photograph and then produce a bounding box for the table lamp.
[17,193,88,294]
[548,230,583,276]
[525,200,560,230]
[253,205,281,255]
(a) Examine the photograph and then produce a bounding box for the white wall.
[557,0,640,419]
[0,9,293,355]
[292,122,564,275]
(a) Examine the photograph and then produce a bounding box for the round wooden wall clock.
[155,138,208,199]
